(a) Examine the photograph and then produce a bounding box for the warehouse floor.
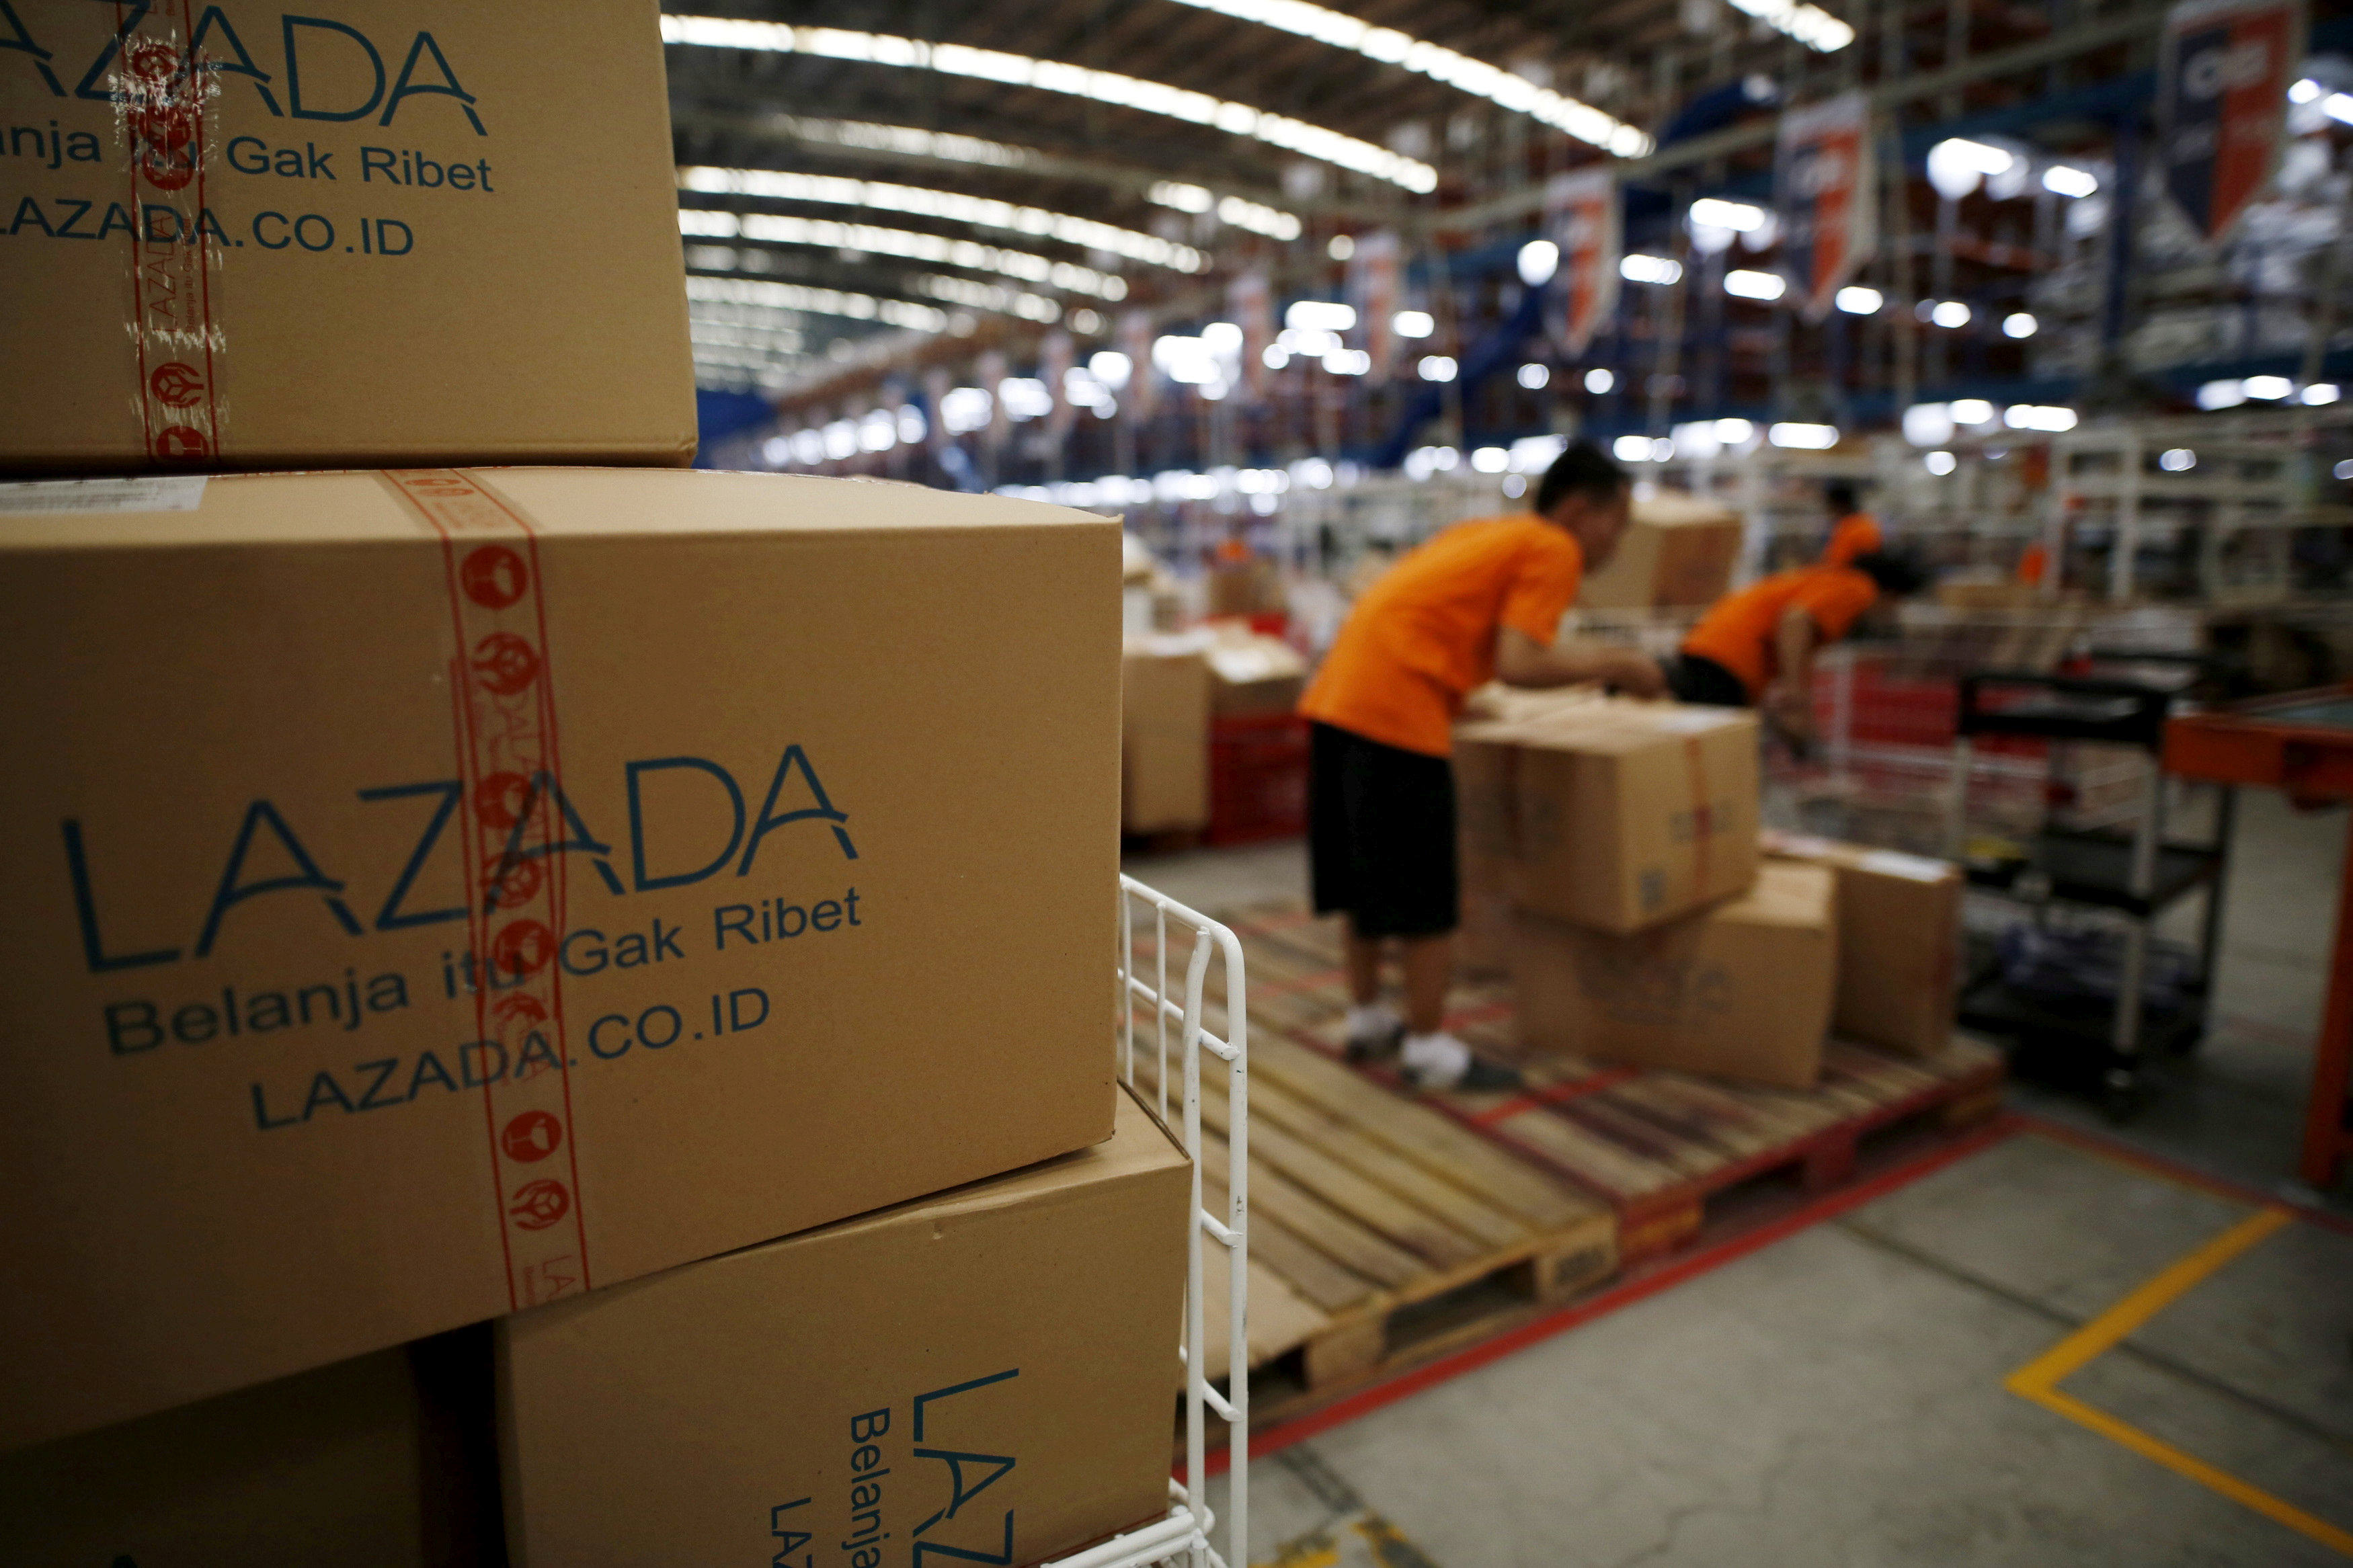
[1139,793,2353,1567]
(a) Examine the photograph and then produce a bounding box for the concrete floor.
[1131,792,2353,1567]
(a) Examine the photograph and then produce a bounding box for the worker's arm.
[1762,606,1821,736]
[1494,626,1667,698]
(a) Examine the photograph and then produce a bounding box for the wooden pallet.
[1224,903,2008,1265]
[1125,1024,1617,1420]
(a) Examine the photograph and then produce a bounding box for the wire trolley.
[1041,875,1249,1568]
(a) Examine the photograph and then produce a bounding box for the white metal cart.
[1043,876,1249,1568]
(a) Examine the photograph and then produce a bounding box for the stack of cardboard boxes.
[1,5,1185,1562]
[1455,694,1962,1088]
[1121,624,1308,837]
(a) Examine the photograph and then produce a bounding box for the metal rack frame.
[1043,876,1248,1568]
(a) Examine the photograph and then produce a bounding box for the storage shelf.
[1964,829,2223,919]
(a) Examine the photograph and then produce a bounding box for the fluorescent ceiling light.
[1769,422,1839,449]
[1159,0,1652,152]
[1691,198,1767,232]
[1723,0,1856,52]
[1394,310,1435,338]
[662,19,1438,191]
[1285,300,1357,331]
[1835,286,1882,315]
[1519,238,1561,286]
[759,115,1037,169]
[1620,253,1683,284]
[2041,165,2098,198]
[678,167,1201,271]
[684,273,949,332]
[679,210,1129,298]
[2003,312,2037,338]
[1725,269,1786,300]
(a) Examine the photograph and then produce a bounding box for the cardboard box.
[1458,700,1762,934]
[1515,862,1838,1087]
[498,1087,1191,1568]
[1207,556,1285,618]
[0,1333,500,1567]
[1578,490,1745,610]
[1763,831,1962,1055]
[1206,627,1308,717]
[2,1,693,474]
[0,468,1119,1450]
[1452,732,1518,976]
[1123,637,1211,833]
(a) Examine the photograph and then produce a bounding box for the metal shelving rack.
[1045,877,1248,1568]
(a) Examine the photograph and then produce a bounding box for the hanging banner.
[1118,308,1158,421]
[2159,0,2303,242]
[1349,231,1402,382]
[1776,90,1877,323]
[1229,272,1275,403]
[1546,169,1622,356]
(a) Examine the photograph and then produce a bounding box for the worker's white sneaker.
[1343,1001,1404,1062]
[1400,1030,1523,1091]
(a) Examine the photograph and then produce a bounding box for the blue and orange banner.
[1776,91,1876,323]
[2160,0,2303,241]
[1547,169,1621,356]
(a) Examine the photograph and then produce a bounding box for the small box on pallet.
[1122,636,1212,834]
[1762,831,1963,1056]
[1456,700,1761,935]
[1514,862,1839,1088]
[497,1087,1191,1567]
[0,468,1119,1451]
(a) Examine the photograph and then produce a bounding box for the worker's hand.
[1764,680,1816,739]
[1608,649,1669,699]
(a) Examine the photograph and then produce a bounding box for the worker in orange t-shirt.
[1663,553,1926,741]
[1299,442,1665,1090]
[1820,481,1884,567]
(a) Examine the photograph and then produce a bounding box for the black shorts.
[1308,721,1458,939]
[1663,653,1752,707]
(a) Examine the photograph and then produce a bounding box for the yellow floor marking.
[2005,1206,2353,1557]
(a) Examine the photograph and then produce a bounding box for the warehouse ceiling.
[660,0,2114,393]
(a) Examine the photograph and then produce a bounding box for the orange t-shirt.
[1300,514,1584,756]
[1823,512,1884,566]
[1681,567,1879,700]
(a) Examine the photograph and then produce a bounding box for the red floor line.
[2010,1110,2353,1237]
[1470,1067,1644,1127]
[1211,1114,2020,1475]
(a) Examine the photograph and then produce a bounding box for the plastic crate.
[1207,712,1308,844]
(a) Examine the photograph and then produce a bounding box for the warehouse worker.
[1820,481,1883,566]
[1300,442,1665,1091]
[1661,552,1927,741]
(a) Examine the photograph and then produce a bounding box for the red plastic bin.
[1207,712,1309,844]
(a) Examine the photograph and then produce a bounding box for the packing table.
[2163,686,2353,1189]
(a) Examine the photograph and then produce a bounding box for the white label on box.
[1858,849,1952,883]
[0,477,207,515]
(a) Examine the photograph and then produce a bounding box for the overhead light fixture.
[1323,347,1372,375]
[1612,435,1660,462]
[2291,77,2323,104]
[2159,448,2196,472]
[2303,383,2341,405]
[1714,418,1755,444]
[1722,0,1856,52]
[1769,422,1839,449]
[1926,137,2013,200]
[1393,310,1435,338]
[661,18,1440,191]
[1286,300,1357,331]
[2003,312,2038,338]
[2243,374,2293,400]
[2041,165,2099,198]
[1328,234,1356,259]
[686,274,947,333]
[1691,198,1768,232]
[1835,286,1883,315]
[1949,399,1995,425]
[2197,380,2246,409]
[678,210,1131,298]
[1156,0,1654,151]
[2328,93,2353,126]
[1924,450,1957,475]
[1619,254,1683,285]
[1417,355,1458,382]
[2003,404,2077,431]
[1518,238,1561,286]
[1725,269,1786,300]
[1931,300,1972,329]
[1585,367,1615,393]
[678,167,1202,271]
[1517,363,1550,388]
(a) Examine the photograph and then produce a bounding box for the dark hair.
[1849,548,1927,597]
[1825,481,1860,514]
[1534,440,1630,516]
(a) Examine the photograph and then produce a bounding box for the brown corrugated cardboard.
[1207,627,1309,717]
[0,468,1119,1451]
[0,1332,499,1567]
[1452,731,1517,975]
[1515,861,1838,1087]
[1458,700,1762,934]
[497,1087,1191,1568]
[1763,831,1962,1055]
[1123,638,1211,833]
[1,1,692,474]
[1207,556,1286,618]
[1577,490,1744,610]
